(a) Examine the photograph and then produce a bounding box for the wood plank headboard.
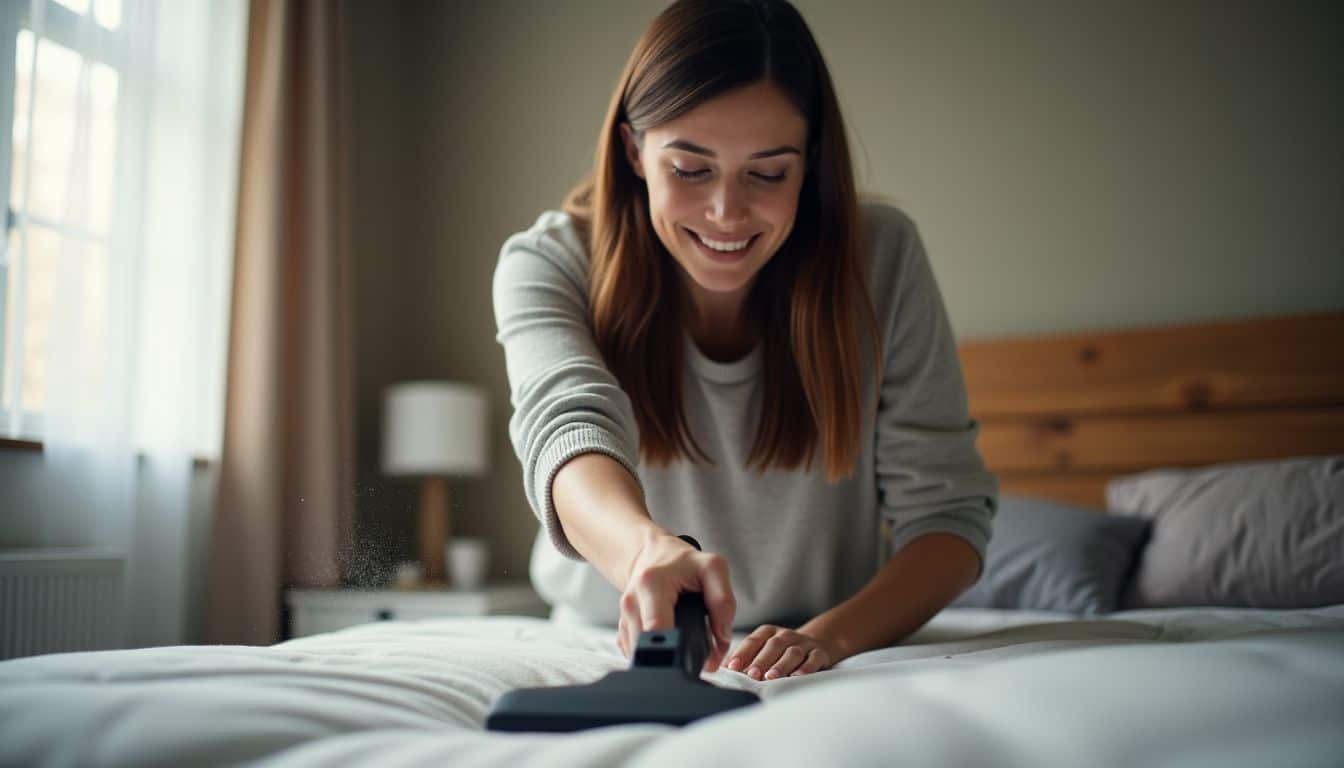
[958,312,1344,509]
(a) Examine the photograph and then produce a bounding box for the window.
[0,0,243,457]
[1,0,127,440]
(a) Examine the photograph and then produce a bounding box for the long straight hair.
[565,0,881,482]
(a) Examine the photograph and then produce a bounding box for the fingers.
[703,615,731,673]
[725,625,774,677]
[764,646,806,680]
[634,571,675,635]
[789,648,828,677]
[618,569,675,661]
[618,616,640,659]
[706,633,722,673]
[744,633,790,680]
[699,555,736,665]
[618,590,641,660]
[724,626,831,680]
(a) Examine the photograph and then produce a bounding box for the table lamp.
[382,381,490,585]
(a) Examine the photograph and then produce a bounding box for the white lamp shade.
[382,381,490,477]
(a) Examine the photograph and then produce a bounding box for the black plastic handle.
[673,535,709,679]
[673,591,710,679]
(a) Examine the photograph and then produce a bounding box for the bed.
[3,312,1343,767]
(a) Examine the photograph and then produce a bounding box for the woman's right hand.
[618,533,736,673]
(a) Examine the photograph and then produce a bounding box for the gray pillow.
[952,494,1151,615]
[1107,455,1344,610]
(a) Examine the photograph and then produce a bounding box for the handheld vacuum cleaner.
[486,535,761,732]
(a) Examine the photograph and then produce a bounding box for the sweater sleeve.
[492,214,644,562]
[872,210,998,576]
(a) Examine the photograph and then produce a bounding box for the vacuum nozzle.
[486,534,760,732]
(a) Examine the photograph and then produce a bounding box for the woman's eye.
[670,167,787,184]
[672,166,710,180]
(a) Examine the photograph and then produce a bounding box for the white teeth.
[694,231,752,252]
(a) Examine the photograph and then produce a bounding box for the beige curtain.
[206,0,355,645]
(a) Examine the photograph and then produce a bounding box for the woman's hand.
[724,625,839,680]
[619,533,736,673]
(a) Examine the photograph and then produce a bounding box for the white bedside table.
[285,582,550,638]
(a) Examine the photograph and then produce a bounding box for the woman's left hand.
[723,624,839,680]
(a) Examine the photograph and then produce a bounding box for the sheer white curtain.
[16,0,247,647]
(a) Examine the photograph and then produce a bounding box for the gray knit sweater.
[493,202,997,629]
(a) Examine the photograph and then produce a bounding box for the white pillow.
[1107,455,1344,609]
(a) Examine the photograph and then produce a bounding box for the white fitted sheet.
[2,604,1343,767]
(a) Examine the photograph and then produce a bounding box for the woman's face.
[620,81,808,312]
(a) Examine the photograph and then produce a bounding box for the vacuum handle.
[674,591,710,680]
[674,535,709,679]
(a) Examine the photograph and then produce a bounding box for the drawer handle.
[376,609,394,621]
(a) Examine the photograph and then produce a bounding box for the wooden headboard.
[958,312,1344,509]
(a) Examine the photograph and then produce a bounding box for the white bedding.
[3,605,1343,767]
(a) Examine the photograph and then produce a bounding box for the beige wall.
[344,1,1344,582]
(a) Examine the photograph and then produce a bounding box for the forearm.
[799,532,981,663]
[552,452,671,590]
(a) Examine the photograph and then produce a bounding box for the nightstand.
[285,582,550,638]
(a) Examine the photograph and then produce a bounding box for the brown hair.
[564,0,881,482]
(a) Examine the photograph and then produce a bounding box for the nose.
[706,178,749,228]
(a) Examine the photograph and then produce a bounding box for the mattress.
[2,605,1343,767]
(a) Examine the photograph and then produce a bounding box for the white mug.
[394,560,423,588]
[446,537,489,591]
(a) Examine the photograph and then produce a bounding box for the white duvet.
[2,605,1343,767]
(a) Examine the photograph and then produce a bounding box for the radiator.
[0,550,125,660]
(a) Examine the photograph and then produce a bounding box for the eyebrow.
[661,139,802,160]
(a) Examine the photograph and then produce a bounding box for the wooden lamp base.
[417,476,450,584]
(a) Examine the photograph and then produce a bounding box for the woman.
[493,0,996,681]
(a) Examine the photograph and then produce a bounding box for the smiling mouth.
[684,227,759,257]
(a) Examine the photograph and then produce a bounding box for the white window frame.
[0,0,131,440]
